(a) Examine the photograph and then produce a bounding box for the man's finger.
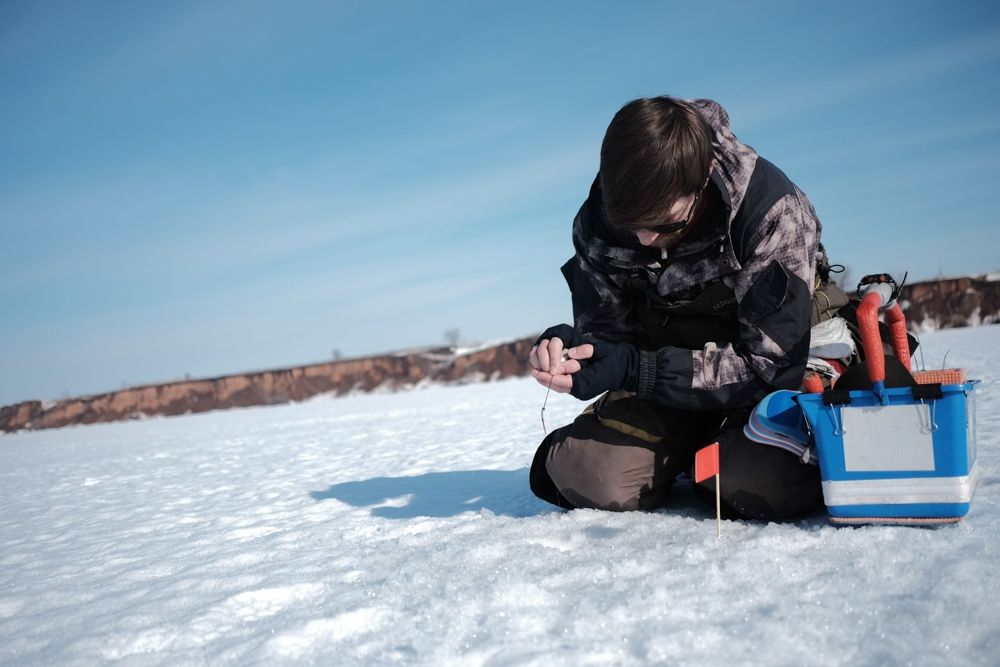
[550,375,572,392]
[556,352,573,375]
[547,337,565,374]
[562,359,583,374]
[531,368,557,387]
[530,368,550,387]
[536,339,551,371]
[530,369,573,393]
[567,344,595,360]
[529,345,540,370]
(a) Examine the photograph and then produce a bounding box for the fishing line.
[539,350,569,434]
[540,375,554,434]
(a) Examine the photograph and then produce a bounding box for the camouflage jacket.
[561,99,822,410]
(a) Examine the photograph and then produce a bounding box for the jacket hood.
[688,98,758,224]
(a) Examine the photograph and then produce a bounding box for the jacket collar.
[653,169,741,296]
[576,169,742,293]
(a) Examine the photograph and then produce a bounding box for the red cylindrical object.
[856,291,885,386]
[884,303,912,372]
[803,373,824,394]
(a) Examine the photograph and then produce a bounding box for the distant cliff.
[3,274,999,434]
[1,338,535,434]
[898,273,1000,330]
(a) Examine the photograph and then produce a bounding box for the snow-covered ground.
[2,327,998,666]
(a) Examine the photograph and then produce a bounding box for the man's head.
[599,96,715,248]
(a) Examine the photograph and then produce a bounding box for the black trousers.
[529,391,823,521]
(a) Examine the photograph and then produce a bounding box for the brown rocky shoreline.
[1,338,535,434]
[3,273,998,434]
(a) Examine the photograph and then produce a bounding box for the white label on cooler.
[841,404,936,472]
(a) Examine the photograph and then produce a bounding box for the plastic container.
[798,380,979,524]
[797,278,980,523]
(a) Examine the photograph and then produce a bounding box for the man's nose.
[636,230,659,246]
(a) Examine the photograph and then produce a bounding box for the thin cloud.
[734,26,1000,130]
[779,117,1000,173]
[0,140,595,301]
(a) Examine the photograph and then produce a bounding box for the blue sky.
[2,1,999,405]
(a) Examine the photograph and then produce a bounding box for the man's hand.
[529,324,593,393]
[530,341,594,393]
[568,340,641,399]
[528,324,642,399]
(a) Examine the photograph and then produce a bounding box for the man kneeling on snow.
[528,96,837,520]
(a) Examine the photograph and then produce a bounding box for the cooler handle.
[856,274,912,402]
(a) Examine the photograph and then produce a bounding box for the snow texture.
[2,327,999,666]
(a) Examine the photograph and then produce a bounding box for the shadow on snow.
[311,469,831,527]
[310,468,550,519]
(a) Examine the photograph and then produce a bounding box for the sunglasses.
[643,185,706,235]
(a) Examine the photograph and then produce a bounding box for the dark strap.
[822,389,853,406]
[911,384,943,401]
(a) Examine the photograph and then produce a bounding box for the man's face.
[634,192,700,250]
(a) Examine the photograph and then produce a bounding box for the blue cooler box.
[797,381,979,524]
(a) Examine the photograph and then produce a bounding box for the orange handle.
[884,303,911,372]
[803,373,824,394]
[857,291,885,386]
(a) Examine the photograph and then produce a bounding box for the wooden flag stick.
[694,441,722,538]
[715,473,721,538]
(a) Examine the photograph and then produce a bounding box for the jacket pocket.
[561,257,602,323]
[741,260,810,352]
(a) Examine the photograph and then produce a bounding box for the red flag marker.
[694,442,719,483]
[695,442,722,537]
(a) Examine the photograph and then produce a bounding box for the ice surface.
[1,327,999,666]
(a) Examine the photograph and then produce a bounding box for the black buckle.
[822,389,853,406]
[911,384,943,401]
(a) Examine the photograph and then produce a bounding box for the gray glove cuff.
[636,349,657,398]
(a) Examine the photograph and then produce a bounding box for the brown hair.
[599,96,714,230]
